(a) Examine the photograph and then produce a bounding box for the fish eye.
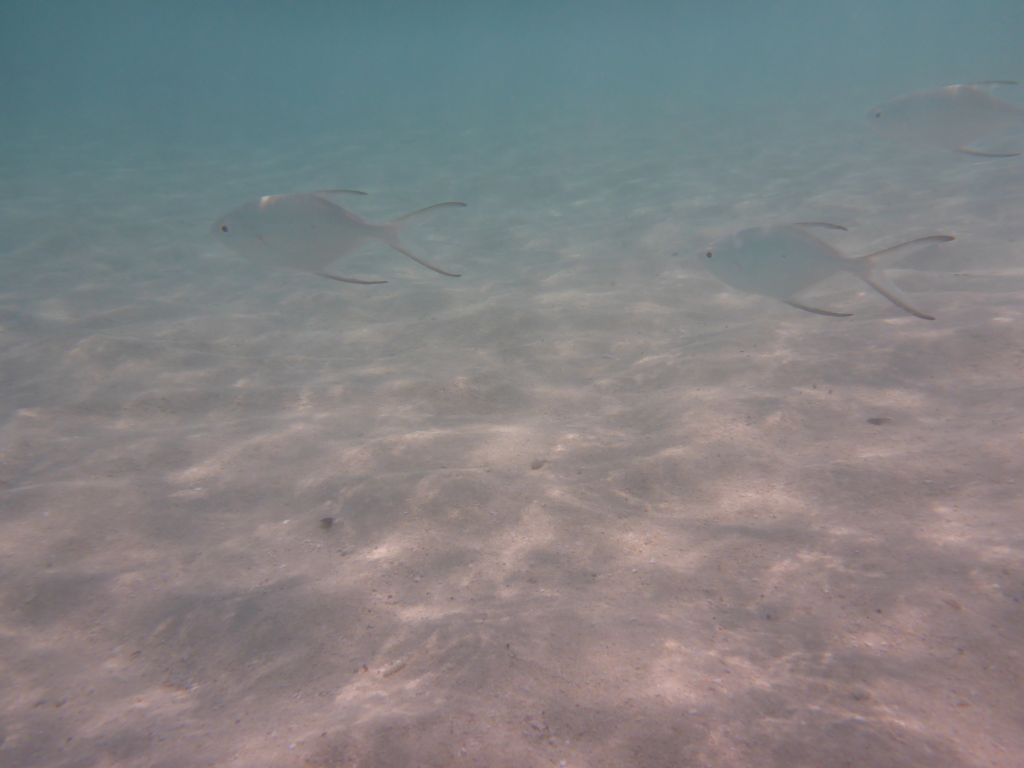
[705,251,713,258]
[220,224,229,233]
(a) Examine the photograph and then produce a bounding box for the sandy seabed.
[1,113,1023,767]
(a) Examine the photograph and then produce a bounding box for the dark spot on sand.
[319,516,335,531]
[866,417,891,426]
[530,459,547,470]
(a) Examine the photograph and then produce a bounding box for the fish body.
[212,191,465,283]
[705,225,846,300]
[869,82,1023,157]
[703,223,953,320]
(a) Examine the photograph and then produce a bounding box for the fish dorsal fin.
[792,222,848,231]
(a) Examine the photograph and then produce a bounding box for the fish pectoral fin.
[784,299,853,317]
[957,145,1022,158]
[792,221,848,231]
[966,80,1018,88]
[313,271,388,285]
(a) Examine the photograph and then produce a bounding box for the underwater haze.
[2,2,1023,766]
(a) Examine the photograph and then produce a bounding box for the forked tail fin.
[852,235,954,321]
[390,201,466,224]
[957,146,1022,158]
[376,201,466,277]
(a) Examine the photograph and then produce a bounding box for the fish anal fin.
[783,299,853,317]
[313,271,387,285]
[957,146,1022,158]
[792,221,848,231]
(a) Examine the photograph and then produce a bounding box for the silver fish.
[702,222,954,320]
[212,189,465,284]
[869,82,1023,157]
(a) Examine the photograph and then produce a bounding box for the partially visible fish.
[212,189,465,284]
[868,82,1023,157]
[702,222,954,320]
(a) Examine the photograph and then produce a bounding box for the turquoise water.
[2,3,1023,766]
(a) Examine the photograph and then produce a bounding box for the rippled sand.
[2,113,1023,767]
